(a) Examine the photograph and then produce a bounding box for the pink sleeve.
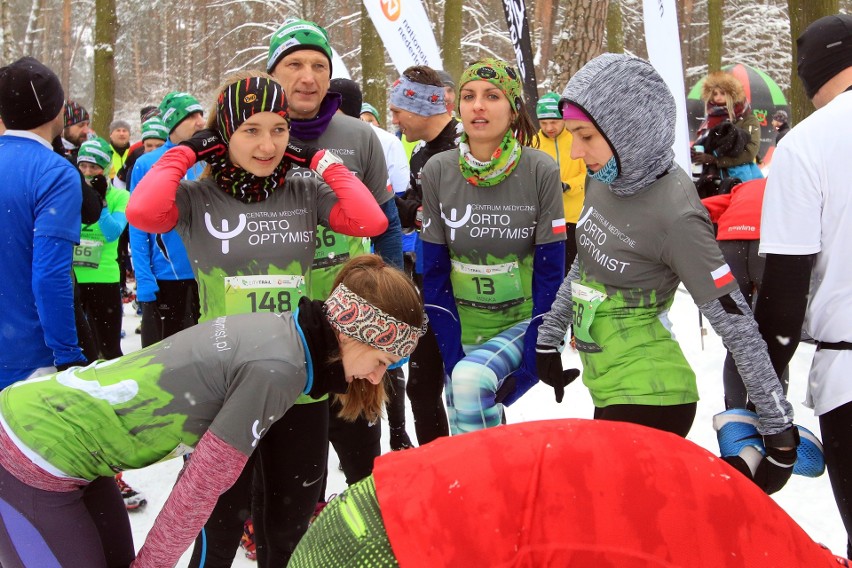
[130,431,248,568]
[125,145,196,233]
[323,162,389,237]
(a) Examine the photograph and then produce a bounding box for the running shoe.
[115,473,147,511]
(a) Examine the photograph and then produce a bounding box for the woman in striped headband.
[126,71,392,565]
[419,58,567,434]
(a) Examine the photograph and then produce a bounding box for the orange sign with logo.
[381,0,401,21]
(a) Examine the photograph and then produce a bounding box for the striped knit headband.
[323,284,427,358]
[216,77,289,142]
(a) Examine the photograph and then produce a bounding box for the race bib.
[571,281,607,353]
[312,226,351,269]
[450,260,524,311]
[224,274,306,315]
[72,239,104,269]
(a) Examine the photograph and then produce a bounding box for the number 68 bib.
[224,274,306,315]
[450,259,524,311]
[571,281,607,353]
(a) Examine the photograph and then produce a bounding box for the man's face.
[170,112,205,143]
[63,120,92,146]
[271,50,331,120]
[110,127,130,147]
[444,86,456,114]
[143,138,165,153]
[390,106,429,142]
[539,119,566,140]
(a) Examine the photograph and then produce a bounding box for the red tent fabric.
[374,419,843,567]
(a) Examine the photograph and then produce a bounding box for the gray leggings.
[0,466,134,568]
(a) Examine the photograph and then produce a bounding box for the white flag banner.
[363,0,443,74]
[643,0,690,172]
[331,47,351,79]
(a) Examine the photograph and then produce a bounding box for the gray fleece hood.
[560,53,676,196]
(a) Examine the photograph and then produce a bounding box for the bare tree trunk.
[92,0,117,136]
[0,0,13,63]
[23,0,44,56]
[788,0,839,123]
[707,0,723,71]
[61,0,71,88]
[549,0,607,87]
[535,0,561,74]
[361,3,387,123]
[443,0,463,79]
[607,0,624,53]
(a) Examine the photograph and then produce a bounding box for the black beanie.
[0,57,65,130]
[797,14,852,99]
[329,78,363,119]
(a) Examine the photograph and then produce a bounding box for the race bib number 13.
[450,260,524,311]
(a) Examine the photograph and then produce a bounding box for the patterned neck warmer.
[207,153,289,204]
[457,129,521,187]
[588,156,619,186]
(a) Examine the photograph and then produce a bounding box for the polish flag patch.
[552,218,567,234]
[711,264,735,288]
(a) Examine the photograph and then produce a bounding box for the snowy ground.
[118,287,846,566]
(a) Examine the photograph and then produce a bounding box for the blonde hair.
[330,255,424,422]
[701,71,747,120]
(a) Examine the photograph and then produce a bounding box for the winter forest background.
[0,0,848,135]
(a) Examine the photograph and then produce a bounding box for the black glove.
[754,427,799,494]
[535,344,579,403]
[89,174,109,203]
[723,426,799,495]
[179,128,227,162]
[284,139,343,175]
[56,360,87,372]
[284,138,322,169]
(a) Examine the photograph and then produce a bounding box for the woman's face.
[459,80,514,150]
[337,334,401,385]
[565,120,613,172]
[711,88,727,105]
[227,112,290,177]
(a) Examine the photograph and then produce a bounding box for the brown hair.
[330,254,424,422]
[402,65,444,88]
[514,100,539,148]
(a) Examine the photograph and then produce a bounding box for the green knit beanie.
[141,116,169,141]
[158,91,204,134]
[536,92,562,119]
[76,136,113,171]
[267,19,333,75]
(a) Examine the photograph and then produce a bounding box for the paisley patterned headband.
[323,284,427,358]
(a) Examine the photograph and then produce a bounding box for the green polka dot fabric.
[288,475,399,567]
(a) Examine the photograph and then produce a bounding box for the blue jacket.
[0,133,83,385]
[128,140,203,302]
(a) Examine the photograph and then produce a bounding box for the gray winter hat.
[561,53,676,195]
